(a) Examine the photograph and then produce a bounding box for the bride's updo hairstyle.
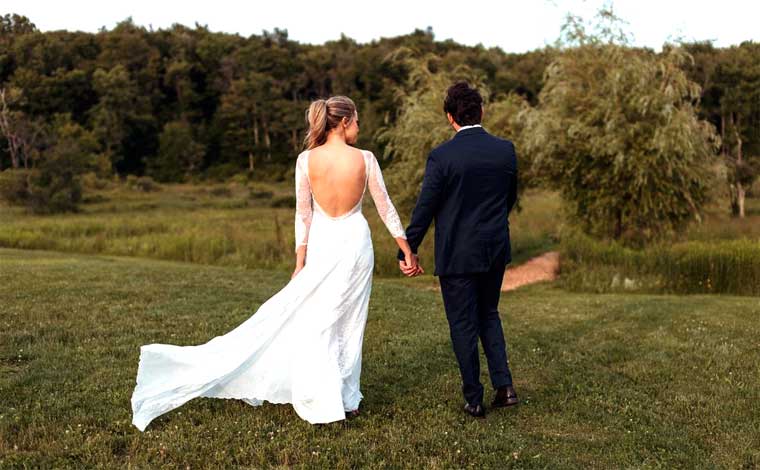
[303,96,357,149]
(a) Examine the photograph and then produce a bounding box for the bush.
[228,173,250,186]
[209,185,232,197]
[270,195,296,208]
[250,164,289,183]
[3,116,99,214]
[82,194,109,204]
[81,172,111,190]
[204,163,241,182]
[248,187,274,200]
[27,173,83,213]
[0,169,33,204]
[135,176,159,192]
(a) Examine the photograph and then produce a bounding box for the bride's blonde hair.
[303,96,357,150]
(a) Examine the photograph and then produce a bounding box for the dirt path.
[501,251,560,291]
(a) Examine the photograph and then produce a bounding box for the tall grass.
[560,229,760,295]
[0,184,561,277]
[686,196,760,241]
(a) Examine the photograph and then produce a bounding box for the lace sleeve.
[366,150,407,239]
[294,151,312,252]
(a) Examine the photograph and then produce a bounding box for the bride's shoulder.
[355,147,376,160]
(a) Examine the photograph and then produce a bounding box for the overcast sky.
[4,0,758,53]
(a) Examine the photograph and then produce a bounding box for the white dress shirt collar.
[457,124,483,132]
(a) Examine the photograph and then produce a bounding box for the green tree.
[377,48,486,211]
[522,44,719,245]
[482,91,535,200]
[714,42,760,218]
[216,72,272,173]
[378,47,538,212]
[148,120,204,182]
[88,65,140,172]
[0,14,38,83]
[2,114,100,213]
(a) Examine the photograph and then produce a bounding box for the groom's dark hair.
[443,82,483,126]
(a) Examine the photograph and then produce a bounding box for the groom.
[398,81,519,418]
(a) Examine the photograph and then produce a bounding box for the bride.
[131,95,420,431]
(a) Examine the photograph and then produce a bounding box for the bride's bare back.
[293,144,408,256]
[307,144,367,217]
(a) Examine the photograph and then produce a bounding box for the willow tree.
[376,47,488,211]
[522,44,719,245]
[482,91,535,202]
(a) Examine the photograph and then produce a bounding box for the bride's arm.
[365,151,417,265]
[293,152,312,277]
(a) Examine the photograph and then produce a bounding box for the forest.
[1,11,759,293]
[0,14,548,177]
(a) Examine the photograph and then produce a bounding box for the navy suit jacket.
[397,126,518,276]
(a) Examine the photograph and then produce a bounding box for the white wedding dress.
[131,148,406,431]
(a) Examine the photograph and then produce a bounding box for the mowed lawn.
[1,248,759,468]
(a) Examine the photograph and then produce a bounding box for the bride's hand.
[400,252,423,277]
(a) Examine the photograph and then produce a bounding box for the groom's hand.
[399,253,424,277]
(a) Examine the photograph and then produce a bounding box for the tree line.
[1,11,759,245]
[0,13,548,180]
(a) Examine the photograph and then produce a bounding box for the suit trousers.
[438,248,514,406]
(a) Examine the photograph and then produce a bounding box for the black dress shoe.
[491,385,519,408]
[463,403,486,418]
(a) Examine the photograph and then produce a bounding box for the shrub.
[0,169,33,204]
[81,172,111,190]
[228,173,250,186]
[209,185,232,197]
[248,187,274,200]
[82,194,109,204]
[204,163,241,182]
[270,195,296,208]
[250,164,289,183]
[4,115,100,214]
[135,176,159,192]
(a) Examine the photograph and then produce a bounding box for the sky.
[3,0,758,53]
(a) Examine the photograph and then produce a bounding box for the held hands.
[399,252,424,277]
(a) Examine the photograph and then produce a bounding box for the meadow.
[0,180,560,277]
[3,178,758,295]
[2,248,759,468]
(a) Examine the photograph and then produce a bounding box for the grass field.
[2,248,759,468]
